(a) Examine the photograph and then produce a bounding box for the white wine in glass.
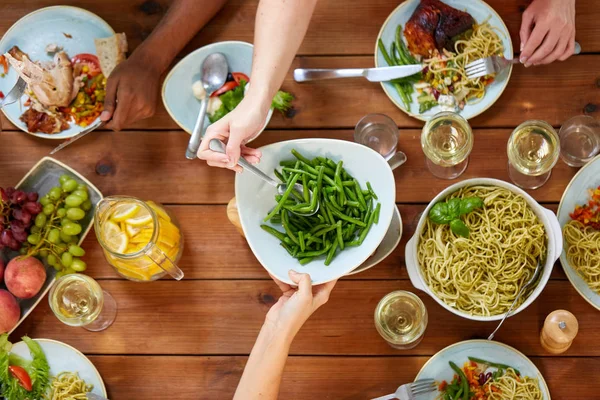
[49,274,117,332]
[374,291,428,349]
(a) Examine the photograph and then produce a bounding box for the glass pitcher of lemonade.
[94,196,184,281]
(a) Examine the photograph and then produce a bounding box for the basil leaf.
[450,219,470,238]
[459,197,484,216]
[447,198,462,219]
[429,202,453,224]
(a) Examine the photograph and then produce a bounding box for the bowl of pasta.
[405,178,562,322]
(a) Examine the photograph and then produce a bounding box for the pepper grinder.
[540,310,578,354]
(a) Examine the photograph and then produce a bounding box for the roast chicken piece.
[404,0,474,57]
[4,46,77,108]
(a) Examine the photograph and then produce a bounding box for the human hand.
[100,55,162,131]
[197,95,270,172]
[519,0,576,66]
[265,271,337,338]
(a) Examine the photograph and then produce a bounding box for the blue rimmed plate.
[557,155,600,310]
[0,6,114,139]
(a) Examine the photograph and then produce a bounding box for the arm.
[519,0,576,66]
[234,271,336,400]
[102,0,228,130]
[198,0,318,172]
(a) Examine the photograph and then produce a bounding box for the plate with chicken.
[375,0,513,121]
[0,6,126,139]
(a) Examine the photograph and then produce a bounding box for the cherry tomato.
[210,81,239,98]
[231,72,250,84]
[71,53,102,77]
[0,55,8,74]
[0,91,4,99]
[9,365,32,391]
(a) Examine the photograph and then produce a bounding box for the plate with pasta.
[416,340,549,400]
[558,154,600,310]
[375,0,513,120]
[10,338,106,399]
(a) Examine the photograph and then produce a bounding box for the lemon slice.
[126,224,142,237]
[102,221,129,253]
[126,212,153,227]
[114,262,151,281]
[147,201,171,222]
[111,203,141,222]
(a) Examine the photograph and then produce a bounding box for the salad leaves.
[429,196,484,238]
[0,334,50,400]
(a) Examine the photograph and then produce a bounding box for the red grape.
[0,186,41,251]
[23,201,42,215]
[27,192,38,202]
[12,230,27,243]
[1,230,13,247]
[0,188,7,202]
[12,209,31,225]
[10,220,24,234]
[5,187,15,197]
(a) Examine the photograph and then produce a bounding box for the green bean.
[390,42,400,65]
[269,215,282,224]
[357,207,376,245]
[354,180,367,211]
[329,207,366,227]
[395,25,411,65]
[453,387,463,400]
[298,242,332,257]
[345,200,361,208]
[298,231,306,252]
[328,195,343,212]
[374,203,381,224]
[282,167,317,179]
[449,362,468,400]
[282,211,299,245]
[279,160,296,168]
[261,225,292,245]
[366,182,378,200]
[312,224,339,237]
[323,175,340,191]
[335,221,345,250]
[263,174,300,225]
[342,181,355,187]
[299,257,314,265]
[274,169,286,183]
[291,149,314,166]
[467,357,520,376]
[280,242,294,256]
[324,239,339,266]
[378,38,395,66]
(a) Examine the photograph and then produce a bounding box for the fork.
[371,379,436,400]
[465,41,581,79]
[0,77,26,109]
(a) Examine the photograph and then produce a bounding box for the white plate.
[375,0,513,121]
[415,340,550,399]
[0,6,115,139]
[235,139,396,285]
[557,154,600,311]
[10,338,107,397]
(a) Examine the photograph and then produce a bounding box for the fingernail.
[520,42,524,51]
[100,111,110,121]
[519,56,527,64]
[524,63,531,68]
[289,270,298,275]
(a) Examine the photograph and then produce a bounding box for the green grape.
[61,218,71,227]
[39,249,49,258]
[42,203,55,216]
[56,267,76,278]
[59,174,71,185]
[66,208,85,221]
[59,232,73,243]
[52,262,63,271]
[55,243,67,255]
[61,179,78,193]
[81,200,92,212]
[70,259,87,272]
[69,236,79,244]
[31,226,41,234]
[47,254,58,266]
[56,208,67,218]
[62,222,82,236]
[65,194,83,207]
[68,244,86,257]
[19,247,27,255]
[47,228,60,244]
[34,213,47,228]
[27,234,40,245]
[73,190,88,202]
[77,184,88,191]
[48,187,63,200]
[40,196,51,206]
[61,252,73,268]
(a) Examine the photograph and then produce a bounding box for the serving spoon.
[209,139,319,216]
[185,53,228,160]
[488,259,543,340]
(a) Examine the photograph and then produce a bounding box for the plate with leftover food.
[162,41,293,143]
[3,335,107,398]
[375,0,513,120]
[0,6,127,139]
[557,154,600,311]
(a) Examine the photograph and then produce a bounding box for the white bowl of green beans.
[235,139,396,285]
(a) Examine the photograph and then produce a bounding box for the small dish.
[11,338,107,397]
[162,41,273,143]
[0,6,115,139]
[5,157,103,334]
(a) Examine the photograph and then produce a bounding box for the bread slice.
[95,33,128,77]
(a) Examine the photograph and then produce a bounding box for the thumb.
[289,270,312,298]
[225,126,244,168]
[101,75,119,121]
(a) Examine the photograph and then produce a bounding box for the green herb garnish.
[429,196,484,238]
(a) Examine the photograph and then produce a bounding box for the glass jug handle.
[145,243,184,281]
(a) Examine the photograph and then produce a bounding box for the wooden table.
[1,0,599,398]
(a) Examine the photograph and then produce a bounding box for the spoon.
[488,259,543,340]
[209,139,319,216]
[185,53,229,160]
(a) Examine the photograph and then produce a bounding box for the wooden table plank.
[13,280,599,357]
[90,355,600,400]
[2,0,600,56]
[79,204,569,281]
[3,54,599,131]
[0,129,582,204]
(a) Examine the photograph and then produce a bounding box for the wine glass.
[49,274,117,332]
[559,115,600,167]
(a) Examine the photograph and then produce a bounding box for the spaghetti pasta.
[417,186,547,316]
[45,371,93,400]
[563,220,600,293]
[485,368,543,400]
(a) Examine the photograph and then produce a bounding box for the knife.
[50,119,104,155]
[294,65,423,82]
